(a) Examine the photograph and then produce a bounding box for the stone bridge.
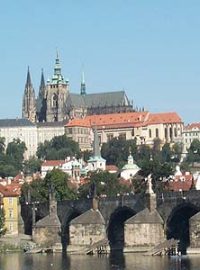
[22,190,200,250]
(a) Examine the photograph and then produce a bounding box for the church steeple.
[26,66,32,88]
[80,71,86,96]
[22,67,36,122]
[36,69,47,122]
[39,69,45,98]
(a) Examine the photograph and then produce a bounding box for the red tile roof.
[184,122,200,131]
[0,184,21,197]
[41,160,65,167]
[66,111,182,130]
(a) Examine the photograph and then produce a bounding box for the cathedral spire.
[22,67,36,122]
[39,69,45,97]
[26,66,32,88]
[80,71,86,96]
[54,51,62,77]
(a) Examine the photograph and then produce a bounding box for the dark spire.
[39,69,45,97]
[80,71,86,95]
[26,66,32,88]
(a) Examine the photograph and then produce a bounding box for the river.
[0,252,199,270]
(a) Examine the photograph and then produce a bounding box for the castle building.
[65,111,183,150]
[22,54,134,123]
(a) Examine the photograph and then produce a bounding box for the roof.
[145,112,182,125]
[66,111,182,130]
[106,165,118,172]
[0,184,20,197]
[70,209,105,225]
[66,111,148,129]
[37,121,66,127]
[67,91,131,109]
[184,122,200,131]
[0,118,35,127]
[35,213,61,228]
[125,208,164,224]
[41,160,65,167]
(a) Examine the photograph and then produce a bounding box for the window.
[9,198,13,205]
[149,129,152,138]
[9,209,13,218]
[107,134,113,141]
[119,133,126,140]
[52,93,58,108]
[9,223,13,232]
[132,128,135,137]
[156,128,159,138]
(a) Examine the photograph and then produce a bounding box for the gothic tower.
[45,53,69,122]
[80,71,86,96]
[36,69,47,122]
[22,67,36,122]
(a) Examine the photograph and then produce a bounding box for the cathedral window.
[52,93,58,108]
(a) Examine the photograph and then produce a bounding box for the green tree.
[44,169,77,200]
[23,157,42,175]
[78,171,130,198]
[0,208,6,236]
[0,137,5,154]
[6,139,26,171]
[37,135,80,160]
[186,139,200,163]
[101,137,137,167]
[21,168,77,203]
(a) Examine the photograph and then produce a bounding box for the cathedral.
[22,54,134,123]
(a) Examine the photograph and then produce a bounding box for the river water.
[0,252,199,270]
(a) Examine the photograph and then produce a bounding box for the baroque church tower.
[45,53,69,122]
[22,67,36,122]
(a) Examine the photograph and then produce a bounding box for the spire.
[22,67,36,122]
[26,66,32,88]
[54,51,62,77]
[93,127,101,157]
[39,69,45,97]
[80,71,86,95]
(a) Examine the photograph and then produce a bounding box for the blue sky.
[1,1,200,124]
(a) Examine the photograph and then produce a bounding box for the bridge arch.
[166,202,199,254]
[61,209,82,250]
[107,206,136,251]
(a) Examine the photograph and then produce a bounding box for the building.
[65,111,183,150]
[0,184,20,235]
[0,119,37,159]
[41,158,82,181]
[22,54,134,123]
[120,152,140,181]
[37,121,65,145]
[182,123,200,154]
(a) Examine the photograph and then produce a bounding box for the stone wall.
[32,226,60,247]
[124,223,165,247]
[70,224,106,246]
[190,218,200,248]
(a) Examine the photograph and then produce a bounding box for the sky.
[1,1,200,124]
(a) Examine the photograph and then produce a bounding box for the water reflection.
[1,253,200,270]
[109,250,126,269]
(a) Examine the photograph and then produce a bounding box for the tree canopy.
[0,138,27,177]
[21,168,77,203]
[37,135,80,160]
[78,171,130,198]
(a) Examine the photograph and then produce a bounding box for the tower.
[45,53,69,122]
[87,128,106,171]
[22,67,36,122]
[80,71,86,96]
[36,69,47,122]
